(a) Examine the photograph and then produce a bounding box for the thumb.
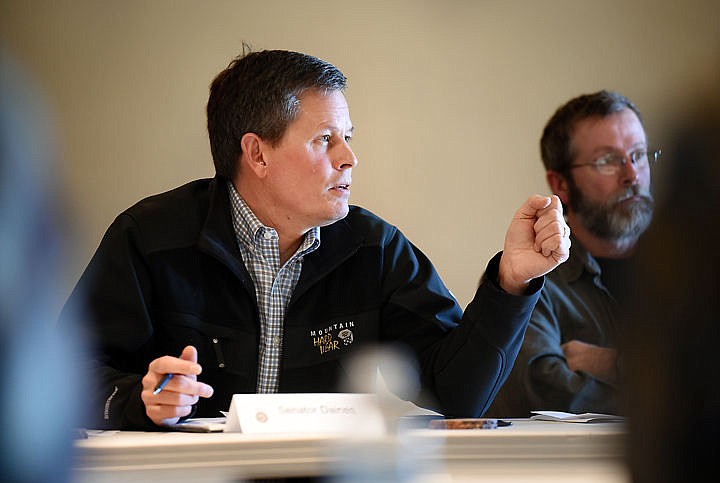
[516,195,551,219]
[180,345,198,363]
[527,194,553,212]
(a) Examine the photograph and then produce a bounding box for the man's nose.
[335,140,358,170]
[620,158,641,185]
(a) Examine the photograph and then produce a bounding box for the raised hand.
[498,194,570,294]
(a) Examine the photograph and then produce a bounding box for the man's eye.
[596,155,620,167]
[344,135,352,143]
[319,135,331,143]
[595,156,612,166]
[631,150,648,163]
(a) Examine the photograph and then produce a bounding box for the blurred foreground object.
[624,75,720,482]
[0,47,83,482]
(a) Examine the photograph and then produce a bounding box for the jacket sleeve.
[379,227,542,418]
[432,253,542,417]
[519,290,620,414]
[59,212,161,430]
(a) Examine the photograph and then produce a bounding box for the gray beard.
[569,183,654,242]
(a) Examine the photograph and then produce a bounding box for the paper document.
[530,411,625,423]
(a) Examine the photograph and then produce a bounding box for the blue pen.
[153,373,174,394]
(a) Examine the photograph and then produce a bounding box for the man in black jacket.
[61,48,570,430]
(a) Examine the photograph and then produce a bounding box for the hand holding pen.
[141,345,214,427]
[153,373,173,394]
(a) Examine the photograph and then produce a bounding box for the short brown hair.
[540,90,643,173]
[207,48,347,178]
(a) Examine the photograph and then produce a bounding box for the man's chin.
[607,211,653,240]
[317,206,349,227]
[619,199,653,221]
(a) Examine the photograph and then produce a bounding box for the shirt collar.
[226,180,321,255]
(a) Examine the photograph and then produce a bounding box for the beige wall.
[2,0,718,308]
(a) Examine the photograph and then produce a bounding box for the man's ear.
[546,170,570,205]
[239,132,268,178]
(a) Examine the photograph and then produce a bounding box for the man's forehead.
[571,110,646,148]
[296,90,352,127]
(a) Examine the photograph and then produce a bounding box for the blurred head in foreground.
[624,81,720,481]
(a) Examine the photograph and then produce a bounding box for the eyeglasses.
[569,148,661,176]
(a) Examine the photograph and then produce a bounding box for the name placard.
[224,393,386,435]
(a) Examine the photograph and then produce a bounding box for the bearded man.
[488,90,658,417]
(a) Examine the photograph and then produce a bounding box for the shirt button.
[272,336,281,348]
[264,231,274,240]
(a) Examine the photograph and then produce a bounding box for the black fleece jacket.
[60,177,541,430]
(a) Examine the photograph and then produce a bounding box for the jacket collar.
[197,176,365,298]
[197,177,250,283]
[293,215,364,302]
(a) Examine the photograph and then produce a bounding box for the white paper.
[530,410,625,423]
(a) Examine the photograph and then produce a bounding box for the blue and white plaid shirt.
[227,181,320,393]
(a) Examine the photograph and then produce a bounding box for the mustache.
[615,186,653,204]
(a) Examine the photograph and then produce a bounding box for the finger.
[534,195,563,222]
[534,227,571,260]
[533,218,566,253]
[143,372,214,398]
[165,374,213,398]
[151,388,200,406]
[145,402,194,426]
[141,379,213,423]
[544,232,571,260]
[533,197,567,252]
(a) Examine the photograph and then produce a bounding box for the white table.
[72,419,628,482]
